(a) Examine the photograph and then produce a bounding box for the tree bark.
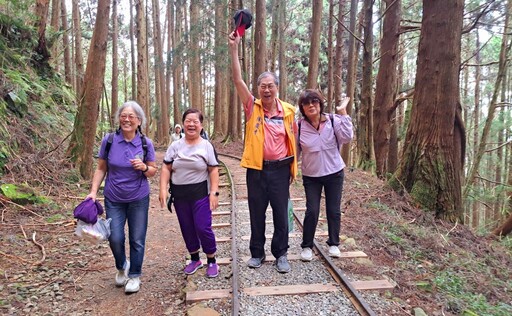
[136,0,150,135]
[342,0,359,166]
[189,1,202,113]
[278,1,287,101]
[152,0,168,144]
[111,0,119,130]
[214,0,229,139]
[390,0,465,222]
[61,0,72,85]
[67,0,111,179]
[357,0,375,171]
[129,0,137,100]
[306,0,322,89]
[253,0,267,96]
[373,0,401,178]
[333,1,346,113]
[72,0,84,95]
[173,0,184,126]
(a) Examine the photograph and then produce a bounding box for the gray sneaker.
[247,255,265,268]
[274,255,291,273]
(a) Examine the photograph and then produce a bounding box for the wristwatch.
[211,191,220,196]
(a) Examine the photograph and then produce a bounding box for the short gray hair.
[257,72,279,86]
[115,101,147,129]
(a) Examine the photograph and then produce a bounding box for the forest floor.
[0,140,511,316]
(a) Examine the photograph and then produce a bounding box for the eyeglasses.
[184,119,201,125]
[301,98,321,107]
[120,113,139,121]
[259,84,276,91]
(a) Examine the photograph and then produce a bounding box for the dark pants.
[174,196,217,255]
[301,169,344,249]
[247,165,290,259]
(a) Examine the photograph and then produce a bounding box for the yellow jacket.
[241,98,298,180]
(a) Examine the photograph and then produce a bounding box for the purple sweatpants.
[173,196,217,255]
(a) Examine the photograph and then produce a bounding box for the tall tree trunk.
[253,0,267,96]
[391,0,465,222]
[34,0,51,69]
[373,0,401,178]
[269,0,279,73]
[166,0,174,129]
[72,0,84,95]
[173,0,184,125]
[189,1,202,112]
[357,0,375,171]
[278,1,287,101]
[136,0,150,135]
[50,0,60,70]
[67,0,111,179]
[326,0,335,112]
[464,0,511,201]
[111,0,119,130]
[333,1,346,112]
[214,0,228,139]
[306,0,322,89]
[61,0,72,85]
[494,70,507,223]
[343,0,359,165]
[153,0,168,144]
[129,0,137,100]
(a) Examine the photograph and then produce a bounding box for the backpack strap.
[329,113,340,151]
[104,130,147,162]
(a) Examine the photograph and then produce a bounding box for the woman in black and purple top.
[159,108,220,278]
[87,101,157,294]
[296,90,353,261]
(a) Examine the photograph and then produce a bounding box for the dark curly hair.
[297,89,325,120]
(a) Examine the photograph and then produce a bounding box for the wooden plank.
[216,237,231,242]
[218,202,231,206]
[186,257,231,265]
[212,211,231,216]
[243,283,338,296]
[241,251,367,262]
[241,221,273,225]
[218,182,230,187]
[212,222,231,228]
[186,289,231,303]
[241,231,328,240]
[290,197,304,201]
[294,207,307,211]
[350,280,395,290]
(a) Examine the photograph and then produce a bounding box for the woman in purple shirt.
[87,101,157,294]
[297,90,353,261]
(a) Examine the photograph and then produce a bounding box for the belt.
[263,156,294,169]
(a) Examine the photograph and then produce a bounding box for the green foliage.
[0,183,50,205]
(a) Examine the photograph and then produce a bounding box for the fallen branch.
[0,250,33,264]
[20,224,28,241]
[0,196,44,218]
[32,231,46,265]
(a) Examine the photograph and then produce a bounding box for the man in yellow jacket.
[229,31,297,273]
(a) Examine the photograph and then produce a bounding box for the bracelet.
[143,164,149,173]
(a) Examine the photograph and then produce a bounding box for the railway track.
[182,153,393,315]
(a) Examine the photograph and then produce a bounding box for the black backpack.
[104,130,148,163]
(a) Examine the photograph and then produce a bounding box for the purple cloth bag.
[73,198,104,224]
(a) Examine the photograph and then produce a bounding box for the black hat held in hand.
[233,9,253,37]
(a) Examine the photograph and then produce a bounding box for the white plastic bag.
[75,217,112,244]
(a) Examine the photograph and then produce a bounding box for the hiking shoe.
[124,277,140,293]
[247,255,265,268]
[274,255,291,273]
[206,263,219,278]
[300,247,313,261]
[115,261,130,287]
[184,260,203,275]
[328,245,341,258]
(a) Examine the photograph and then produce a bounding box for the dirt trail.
[69,150,190,315]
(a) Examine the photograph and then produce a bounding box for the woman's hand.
[129,158,147,172]
[336,96,350,115]
[209,194,219,211]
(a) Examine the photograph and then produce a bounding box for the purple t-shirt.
[98,132,155,202]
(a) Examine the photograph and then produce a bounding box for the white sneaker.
[115,261,130,287]
[125,277,140,293]
[328,245,341,258]
[300,247,313,261]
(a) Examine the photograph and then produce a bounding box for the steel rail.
[218,157,240,315]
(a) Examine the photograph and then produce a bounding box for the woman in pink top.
[296,90,353,261]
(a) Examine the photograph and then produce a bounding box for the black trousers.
[246,164,290,259]
[301,169,344,249]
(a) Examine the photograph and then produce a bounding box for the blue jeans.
[301,169,344,249]
[105,195,149,278]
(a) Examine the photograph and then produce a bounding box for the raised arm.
[228,32,252,106]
